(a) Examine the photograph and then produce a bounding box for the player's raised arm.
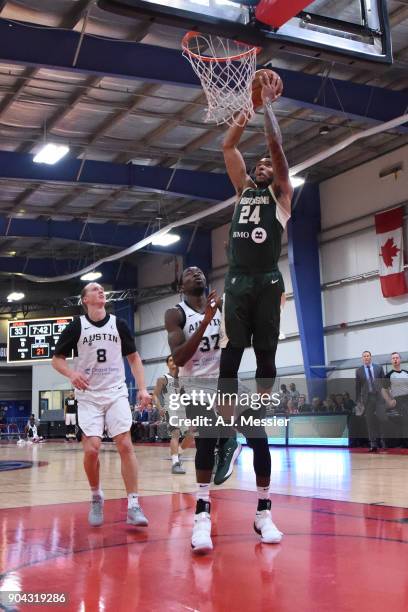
[222,111,252,195]
[165,291,219,367]
[261,73,293,214]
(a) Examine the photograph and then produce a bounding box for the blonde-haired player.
[52,282,150,528]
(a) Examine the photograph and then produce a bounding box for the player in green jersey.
[218,71,293,544]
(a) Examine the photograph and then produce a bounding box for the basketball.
[252,69,283,109]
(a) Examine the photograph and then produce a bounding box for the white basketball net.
[182,32,259,127]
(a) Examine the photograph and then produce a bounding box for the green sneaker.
[213,438,241,485]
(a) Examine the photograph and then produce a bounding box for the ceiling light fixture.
[290,175,305,189]
[80,271,102,281]
[151,233,181,247]
[319,125,330,135]
[7,291,25,303]
[33,143,69,165]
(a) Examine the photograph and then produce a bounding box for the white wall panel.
[326,320,408,362]
[276,340,303,369]
[143,362,167,389]
[328,369,356,379]
[279,257,293,294]
[281,298,299,335]
[138,253,182,288]
[137,330,168,361]
[320,229,377,283]
[320,145,408,365]
[138,295,180,331]
[320,144,408,229]
[324,276,408,327]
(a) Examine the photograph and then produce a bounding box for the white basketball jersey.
[177,300,221,378]
[162,373,180,410]
[75,314,126,391]
[27,423,38,438]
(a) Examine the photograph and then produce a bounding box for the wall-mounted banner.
[375,206,407,298]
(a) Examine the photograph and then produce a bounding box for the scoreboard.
[7,317,73,363]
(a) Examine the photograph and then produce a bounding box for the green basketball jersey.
[227,184,290,274]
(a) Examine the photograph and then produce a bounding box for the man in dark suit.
[355,350,386,452]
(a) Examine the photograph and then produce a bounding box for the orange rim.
[182,31,261,63]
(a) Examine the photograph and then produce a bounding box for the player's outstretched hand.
[203,290,219,325]
[139,389,152,409]
[69,371,89,390]
[261,71,282,104]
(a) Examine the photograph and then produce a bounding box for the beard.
[255,178,272,188]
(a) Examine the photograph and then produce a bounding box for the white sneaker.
[88,496,104,527]
[127,505,148,526]
[172,461,186,474]
[191,512,213,554]
[254,510,283,544]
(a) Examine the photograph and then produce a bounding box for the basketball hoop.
[182,31,260,127]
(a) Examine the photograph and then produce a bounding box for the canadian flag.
[375,206,407,298]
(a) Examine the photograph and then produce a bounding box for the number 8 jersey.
[177,300,221,378]
[54,313,136,391]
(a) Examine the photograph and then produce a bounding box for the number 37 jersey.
[177,300,221,379]
[54,313,136,391]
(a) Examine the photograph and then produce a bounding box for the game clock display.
[7,317,73,363]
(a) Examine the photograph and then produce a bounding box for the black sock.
[257,499,271,512]
[196,499,211,514]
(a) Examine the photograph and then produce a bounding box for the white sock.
[91,487,103,500]
[128,493,139,509]
[196,483,210,502]
[257,485,270,501]
[171,454,179,465]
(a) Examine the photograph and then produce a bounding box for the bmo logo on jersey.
[251,227,267,243]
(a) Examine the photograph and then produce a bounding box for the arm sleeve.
[54,318,81,357]
[117,319,137,356]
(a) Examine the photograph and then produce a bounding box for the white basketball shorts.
[76,383,131,439]
[65,413,76,426]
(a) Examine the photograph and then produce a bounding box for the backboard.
[97,0,392,64]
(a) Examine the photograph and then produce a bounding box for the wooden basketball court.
[1,441,407,611]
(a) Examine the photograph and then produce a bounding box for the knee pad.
[255,349,276,389]
[195,437,218,471]
[246,436,271,478]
